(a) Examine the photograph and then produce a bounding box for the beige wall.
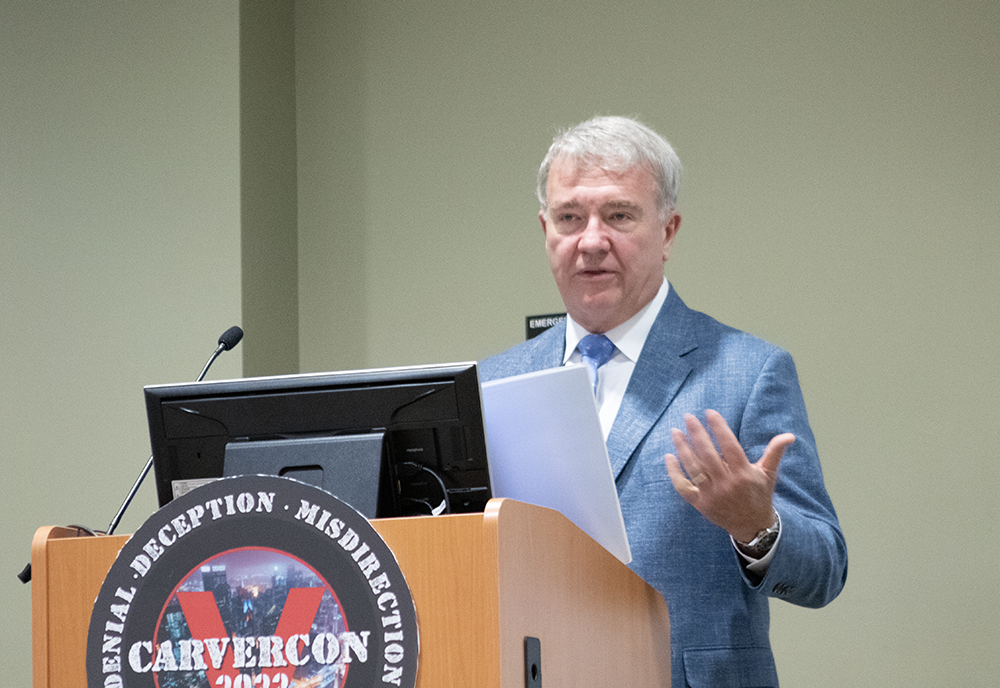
[241,1,300,377]
[3,1,998,685]
[0,1,241,682]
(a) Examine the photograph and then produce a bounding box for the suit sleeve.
[735,347,848,608]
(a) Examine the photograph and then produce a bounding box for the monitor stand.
[223,432,386,518]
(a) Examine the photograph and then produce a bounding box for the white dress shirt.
[562,278,671,440]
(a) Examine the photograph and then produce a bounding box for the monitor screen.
[144,362,492,518]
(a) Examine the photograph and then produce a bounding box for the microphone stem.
[107,455,153,535]
[196,345,225,383]
[107,339,228,534]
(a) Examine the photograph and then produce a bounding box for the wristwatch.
[735,509,780,558]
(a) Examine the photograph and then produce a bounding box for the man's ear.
[663,212,681,261]
[539,209,548,236]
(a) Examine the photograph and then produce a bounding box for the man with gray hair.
[480,116,847,687]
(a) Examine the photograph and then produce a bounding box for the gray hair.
[537,116,682,219]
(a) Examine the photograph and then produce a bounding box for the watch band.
[735,509,780,558]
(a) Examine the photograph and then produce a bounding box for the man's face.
[541,158,680,333]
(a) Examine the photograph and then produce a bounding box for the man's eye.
[554,214,582,228]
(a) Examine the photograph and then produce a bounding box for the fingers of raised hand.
[664,452,696,497]
[670,425,710,485]
[682,413,721,466]
[760,432,796,478]
[704,409,749,466]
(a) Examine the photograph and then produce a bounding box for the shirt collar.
[562,278,670,364]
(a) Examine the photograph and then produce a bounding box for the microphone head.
[218,326,244,351]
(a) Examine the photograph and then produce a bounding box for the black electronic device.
[144,362,492,518]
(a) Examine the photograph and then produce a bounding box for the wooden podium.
[32,498,670,687]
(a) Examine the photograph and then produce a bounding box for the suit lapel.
[606,287,698,478]
[527,321,567,371]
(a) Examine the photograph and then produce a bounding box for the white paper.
[481,365,631,564]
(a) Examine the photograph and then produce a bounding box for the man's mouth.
[578,268,613,278]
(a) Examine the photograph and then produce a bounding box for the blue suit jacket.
[480,286,847,687]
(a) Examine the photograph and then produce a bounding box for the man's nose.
[578,216,610,252]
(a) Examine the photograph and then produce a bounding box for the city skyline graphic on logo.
[152,547,351,688]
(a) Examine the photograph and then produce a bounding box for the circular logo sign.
[87,475,418,688]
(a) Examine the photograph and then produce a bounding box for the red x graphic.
[174,587,326,687]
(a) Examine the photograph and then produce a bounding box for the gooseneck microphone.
[218,325,245,351]
[196,325,244,383]
[105,326,244,536]
[17,326,245,582]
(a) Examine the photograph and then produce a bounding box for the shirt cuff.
[731,510,782,574]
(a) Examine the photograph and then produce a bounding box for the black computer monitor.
[144,362,491,518]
